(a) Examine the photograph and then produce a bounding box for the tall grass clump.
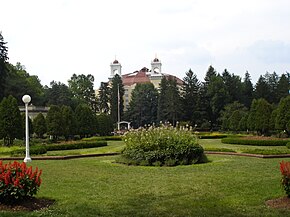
[118,125,205,166]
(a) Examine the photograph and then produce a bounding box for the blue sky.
[1,0,289,87]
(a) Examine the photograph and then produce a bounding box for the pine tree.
[0,32,9,101]
[241,71,253,108]
[0,96,22,146]
[33,113,47,138]
[46,105,63,141]
[98,82,111,114]
[61,105,76,140]
[277,73,290,101]
[182,69,200,125]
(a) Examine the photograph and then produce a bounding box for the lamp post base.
[24,157,32,163]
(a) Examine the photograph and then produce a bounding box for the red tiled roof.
[122,70,150,86]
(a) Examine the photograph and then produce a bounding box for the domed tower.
[110,58,122,78]
[151,56,162,74]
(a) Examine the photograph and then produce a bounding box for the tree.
[265,71,279,103]
[248,98,273,135]
[4,63,45,105]
[220,101,247,131]
[68,74,97,111]
[0,96,22,146]
[110,74,124,124]
[33,113,47,138]
[157,76,182,125]
[97,82,110,114]
[61,105,76,140]
[277,73,290,101]
[46,105,63,141]
[206,75,229,126]
[96,113,113,136]
[241,71,253,108]
[182,69,200,125]
[75,104,97,138]
[0,32,8,101]
[45,81,75,108]
[125,83,158,128]
[254,75,271,102]
[275,95,290,135]
[222,69,243,103]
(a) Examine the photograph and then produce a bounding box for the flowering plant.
[0,160,42,203]
[121,124,204,166]
[280,161,290,197]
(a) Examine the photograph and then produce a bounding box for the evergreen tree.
[75,104,97,138]
[248,98,273,135]
[61,105,76,140]
[110,74,124,124]
[207,75,229,127]
[0,32,8,101]
[98,82,110,114]
[222,69,243,103]
[157,76,168,123]
[275,95,290,135]
[182,69,200,125]
[125,83,158,128]
[265,71,279,103]
[0,96,22,146]
[46,105,63,141]
[96,113,114,136]
[33,113,47,138]
[241,71,253,108]
[277,73,290,101]
[254,75,271,102]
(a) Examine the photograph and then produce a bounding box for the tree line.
[1,31,289,138]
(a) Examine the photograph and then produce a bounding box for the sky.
[1,0,290,88]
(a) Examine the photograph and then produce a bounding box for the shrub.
[45,141,107,151]
[287,142,290,149]
[10,146,48,156]
[221,137,289,146]
[121,125,205,166]
[0,161,42,204]
[280,161,290,197]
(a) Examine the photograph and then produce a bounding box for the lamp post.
[22,95,32,163]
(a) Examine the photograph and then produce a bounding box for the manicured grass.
[200,139,290,154]
[1,155,290,216]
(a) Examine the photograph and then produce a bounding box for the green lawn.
[1,154,290,217]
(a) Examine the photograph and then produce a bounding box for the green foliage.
[68,74,97,111]
[199,134,228,139]
[45,141,107,151]
[0,32,8,101]
[182,69,200,125]
[75,104,97,138]
[10,146,48,156]
[204,147,236,152]
[33,113,47,138]
[286,142,290,149]
[96,113,114,136]
[61,105,76,140]
[221,137,289,146]
[82,135,122,141]
[120,125,204,166]
[275,95,290,134]
[0,95,23,146]
[125,83,158,128]
[97,82,110,114]
[157,76,182,125]
[280,161,290,197]
[46,105,63,141]
[0,161,42,204]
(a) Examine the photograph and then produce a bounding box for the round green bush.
[120,125,205,166]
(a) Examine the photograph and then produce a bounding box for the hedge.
[199,135,228,139]
[82,136,122,141]
[287,142,290,149]
[241,149,290,155]
[221,137,289,146]
[45,141,107,151]
[10,141,107,156]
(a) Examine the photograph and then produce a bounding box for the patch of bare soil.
[266,196,290,209]
[0,198,55,212]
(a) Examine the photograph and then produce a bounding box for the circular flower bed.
[118,125,205,166]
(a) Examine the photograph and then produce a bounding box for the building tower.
[110,59,122,79]
[151,56,162,75]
